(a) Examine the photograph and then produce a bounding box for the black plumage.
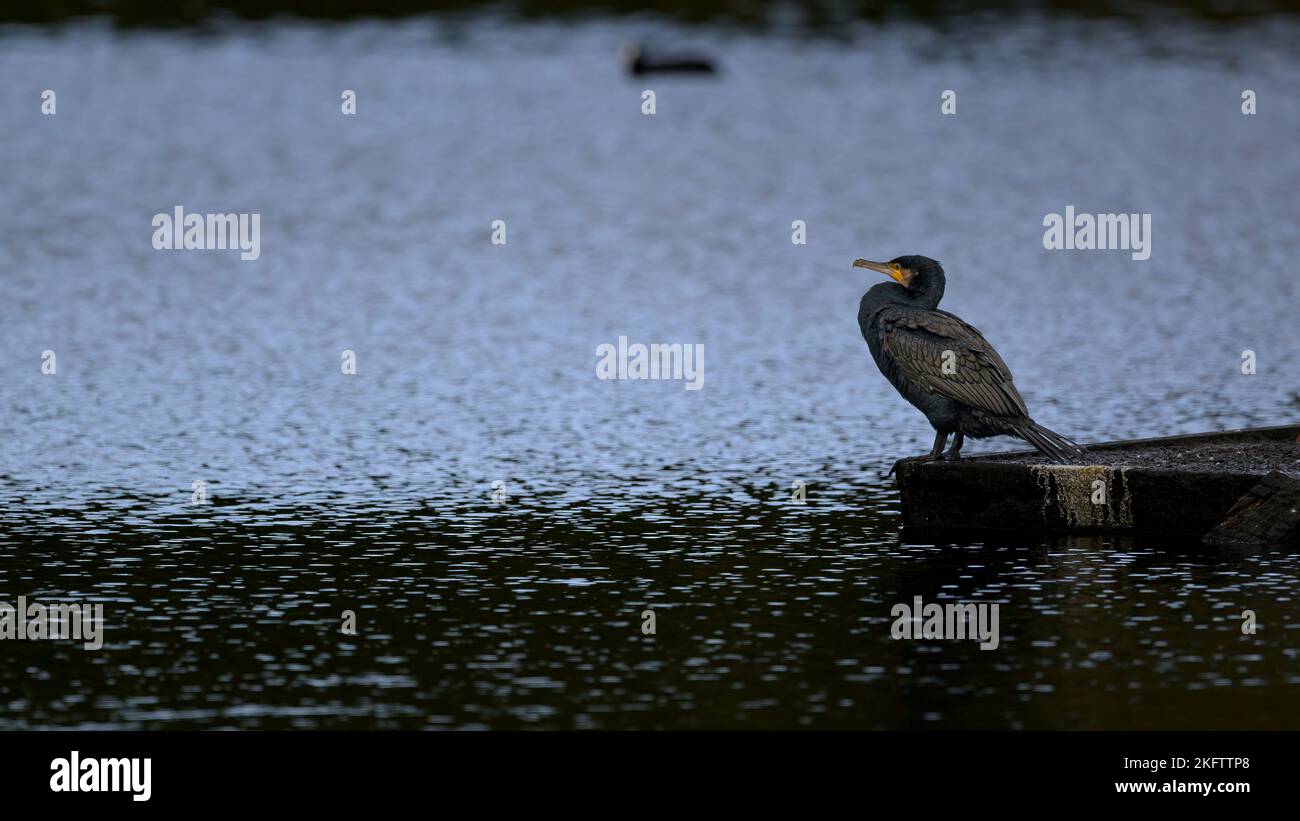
[853,255,1082,471]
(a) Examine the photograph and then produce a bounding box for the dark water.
[1,15,1298,729]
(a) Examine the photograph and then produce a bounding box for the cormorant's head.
[852,255,943,290]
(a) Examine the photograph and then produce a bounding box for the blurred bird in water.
[853,255,1083,474]
[620,43,716,75]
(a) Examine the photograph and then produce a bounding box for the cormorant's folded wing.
[873,305,1029,419]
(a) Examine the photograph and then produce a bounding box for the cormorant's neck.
[909,274,945,310]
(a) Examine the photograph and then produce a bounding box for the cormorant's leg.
[943,431,964,461]
[928,429,947,459]
[888,431,947,476]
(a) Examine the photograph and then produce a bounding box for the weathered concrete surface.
[895,424,1300,535]
[993,439,1300,475]
[1202,471,1300,546]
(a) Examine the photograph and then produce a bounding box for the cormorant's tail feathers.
[1017,420,1085,464]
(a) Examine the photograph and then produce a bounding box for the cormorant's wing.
[873,305,1029,418]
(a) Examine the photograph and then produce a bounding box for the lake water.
[1,13,1298,729]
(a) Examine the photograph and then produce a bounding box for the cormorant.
[853,255,1082,473]
[620,43,716,76]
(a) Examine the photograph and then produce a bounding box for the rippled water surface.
[1,15,1298,729]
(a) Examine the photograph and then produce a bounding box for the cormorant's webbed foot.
[887,431,949,477]
[887,453,942,477]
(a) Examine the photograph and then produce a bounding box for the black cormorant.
[854,255,1082,473]
[621,43,716,75]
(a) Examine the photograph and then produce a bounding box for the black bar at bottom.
[0,730,1285,808]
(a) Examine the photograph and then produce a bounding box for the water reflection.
[3,487,1297,729]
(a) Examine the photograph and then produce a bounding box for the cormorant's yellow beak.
[853,258,908,285]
